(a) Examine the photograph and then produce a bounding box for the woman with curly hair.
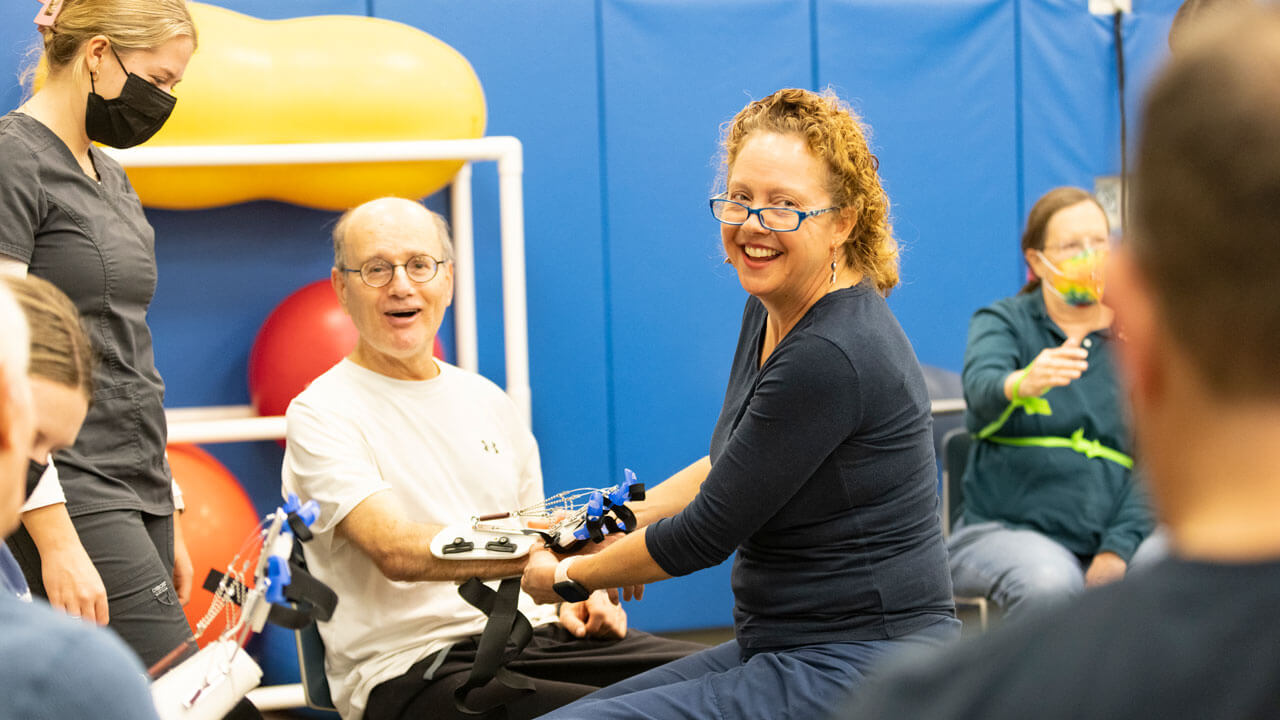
[522,88,958,720]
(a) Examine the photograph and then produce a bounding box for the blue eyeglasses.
[710,198,839,232]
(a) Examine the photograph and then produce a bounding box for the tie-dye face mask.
[1037,248,1107,306]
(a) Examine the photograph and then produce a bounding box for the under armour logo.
[481,440,500,454]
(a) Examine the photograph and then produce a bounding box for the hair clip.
[34,0,63,28]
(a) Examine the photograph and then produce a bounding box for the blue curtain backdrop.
[0,0,1180,635]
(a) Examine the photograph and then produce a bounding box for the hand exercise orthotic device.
[149,494,338,720]
[429,469,645,716]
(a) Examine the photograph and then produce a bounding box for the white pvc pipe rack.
[107,136,532,427]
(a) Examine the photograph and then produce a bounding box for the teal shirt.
[961,291,1153,560]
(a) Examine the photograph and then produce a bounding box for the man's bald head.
[332,198,454,270]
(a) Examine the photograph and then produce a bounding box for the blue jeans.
[536,619,959,720]
[948,521,1164,621]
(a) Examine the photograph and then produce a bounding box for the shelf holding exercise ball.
[249,280,445,421]
[168,443,261,649]
[124,2,486,210]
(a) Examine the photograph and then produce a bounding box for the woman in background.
[0,0,199,666]
[950,186,1156,620]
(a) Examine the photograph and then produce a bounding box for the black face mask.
[85,47,176,149]
[25,460,47,503]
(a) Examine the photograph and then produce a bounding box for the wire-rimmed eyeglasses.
[341,254,447,288]
[709,198,839,232]
[1043,235,1113,257]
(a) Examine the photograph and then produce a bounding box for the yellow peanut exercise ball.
[126,3,486,210]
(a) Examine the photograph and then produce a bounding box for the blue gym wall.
[0,0,1181,633]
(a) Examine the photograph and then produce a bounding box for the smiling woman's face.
[722,131,845,311]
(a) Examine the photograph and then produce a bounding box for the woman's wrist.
[553,555,591,602]
[1005,365,1035,401]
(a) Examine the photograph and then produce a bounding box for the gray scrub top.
[0,111,171,517]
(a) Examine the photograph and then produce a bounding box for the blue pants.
[949,520,1166,621]
[536,619,959,720]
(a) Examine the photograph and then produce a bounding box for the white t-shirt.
[21,458,62,512]
[282,359,557,720]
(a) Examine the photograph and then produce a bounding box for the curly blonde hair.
[720,87,899,296]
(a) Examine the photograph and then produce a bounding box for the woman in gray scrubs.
[0,0,200,668]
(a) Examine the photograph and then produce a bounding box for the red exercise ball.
[169,443,262,648]
[248,280,359,419]
[248,279,446,419]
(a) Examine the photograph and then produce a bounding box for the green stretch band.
[975,362,1133,470]
[976,364,1051,441]
[985,428,1134,470]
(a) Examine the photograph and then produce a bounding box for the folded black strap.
[283,567,338,622]
[609,503,638,534]
[452,577,535,717]
[200,558,338,631]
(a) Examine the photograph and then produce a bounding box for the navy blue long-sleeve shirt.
[646,283,955,652]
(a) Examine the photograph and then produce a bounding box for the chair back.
[294,620,336,711]
[941,427,972,537]
[291,545,337,712]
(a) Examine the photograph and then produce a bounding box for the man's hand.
[41,543,108,625]
[521,545,562,605]
[558,590,627,639]
[172,514,194,605]
[1085,551,1127,588]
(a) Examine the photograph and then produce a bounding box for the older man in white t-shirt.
[283,197,699,720]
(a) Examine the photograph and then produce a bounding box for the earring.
[830,247,837,285]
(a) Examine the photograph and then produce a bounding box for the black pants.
[8,508,193,666]
[366,624,706,720]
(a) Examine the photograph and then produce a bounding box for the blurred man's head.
[0,283,34,536]
[1108,5,1280,512]
[1125,5,1280,399]
[1169,0,1253,52]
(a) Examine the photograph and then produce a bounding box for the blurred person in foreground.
[844,6,1280,718]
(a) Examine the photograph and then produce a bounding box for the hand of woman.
[41,542,109,625]
[21,503,108,624]
[1007,337,1090,399]
[1084,551,1127,588]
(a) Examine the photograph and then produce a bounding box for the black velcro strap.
[286,512,314,542]
[609,504,638,534]
[201,559,338,630]
[202,569,247,597]
[453,577,535,717]
[265,603,313,630]
[585,517,604,544]
[283,564,338,622]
